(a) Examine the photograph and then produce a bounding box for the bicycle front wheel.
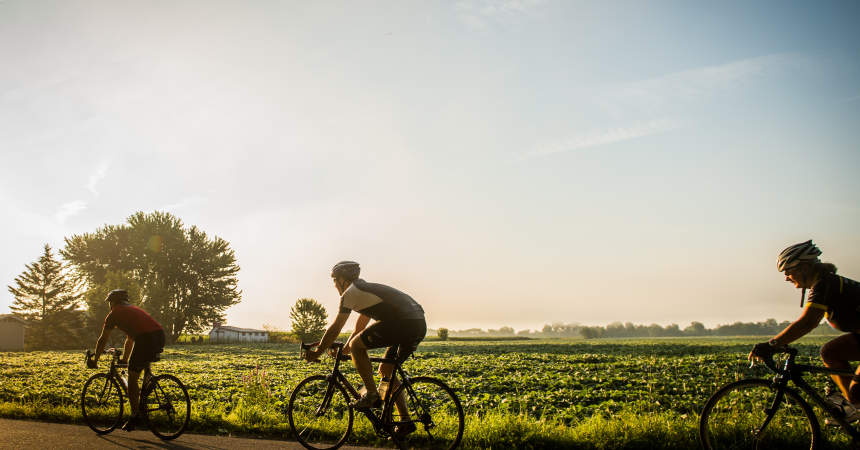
[81,373,124,434]
[385,376,465,450]
[142,374,191,440]
[700,378,820,450]
[288,375,354,450]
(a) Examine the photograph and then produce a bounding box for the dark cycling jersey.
[806,273,860,332]
[104,304,163,338]
[339,279,424,322]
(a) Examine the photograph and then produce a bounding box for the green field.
[0,337,854,449]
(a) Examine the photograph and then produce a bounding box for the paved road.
[0,418,381,449]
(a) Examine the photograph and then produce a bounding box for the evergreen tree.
[290,298,328,342]
[7,244,83,348]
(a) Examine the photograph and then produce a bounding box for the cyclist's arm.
[120,334,134,362]
[317,312,350,353]
[94,323,113,363]
[344,314,371,353]
[770,305,826,346]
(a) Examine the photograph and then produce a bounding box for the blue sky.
[1,1,859,331]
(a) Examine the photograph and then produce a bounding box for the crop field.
[0,336,854,449]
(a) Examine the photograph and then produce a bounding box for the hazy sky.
[2,1,859,332]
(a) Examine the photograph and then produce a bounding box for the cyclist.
[88,289,165,431]
[304,261,426,436]
[750,240,860,421]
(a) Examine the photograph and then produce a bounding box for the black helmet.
[104,289,129,304]
[331,261,360,280]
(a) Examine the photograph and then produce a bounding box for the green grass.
[0,336,854,448]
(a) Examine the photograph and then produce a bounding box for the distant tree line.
[6,211,241,349]
[439,319,840,340]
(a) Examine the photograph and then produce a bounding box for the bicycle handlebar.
[751,346,797,373]
[300,341,345,361]
[84,348,123,368]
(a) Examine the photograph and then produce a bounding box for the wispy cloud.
[55,200,87,223]
[599,53,806,116]
[87,160,110,196]
[522,119,680,160]
[838,94,860,104]
[455,0,546,30]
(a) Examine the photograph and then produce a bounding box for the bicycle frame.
[92,349,154,408]
[763,348,860,440]
[304,342,415,436]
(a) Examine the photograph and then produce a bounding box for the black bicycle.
[288,341,465,450]
[699,345,860,449]
[81,348,191,440]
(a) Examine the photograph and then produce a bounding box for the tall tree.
[290,298,328,342]
[62,211,242,342]
[7,244,83,348]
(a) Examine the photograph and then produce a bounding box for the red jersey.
[104,304,162,338]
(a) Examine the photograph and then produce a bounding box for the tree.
[7,244,83,348]
[62,211,242,343]
[81,271,142,339]
[437,328,449,341]
[290,298,328,342]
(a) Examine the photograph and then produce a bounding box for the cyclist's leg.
[380,345,411,420]
[127,368,142,416]
[127,330,162,418]
[820,333,860,402]
[388,320,427,420]
[348,333,379,397]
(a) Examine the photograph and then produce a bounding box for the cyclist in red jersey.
[88,289,165,431]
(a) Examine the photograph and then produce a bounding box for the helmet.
[777,240,821,272]
[104,289,129,304]
[331,261,360,280]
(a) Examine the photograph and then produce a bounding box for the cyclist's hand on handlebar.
[749,341,775,362]
[304,347,322,363]
[86,352,98,369]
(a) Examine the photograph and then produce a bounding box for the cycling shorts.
[360,319,427,364]
[129,330,165,372]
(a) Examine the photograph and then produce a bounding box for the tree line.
[5,211,241,349]
[438,319,839,340]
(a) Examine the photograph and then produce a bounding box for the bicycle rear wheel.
[142,374,191,440]
[288,375,354,450]
[81,373,124,434]
[700,378,820,450]
[385,376,464,450]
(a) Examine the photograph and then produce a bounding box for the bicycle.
[699,345,860,449]
[288,341,465,450]
[81,348,191,440]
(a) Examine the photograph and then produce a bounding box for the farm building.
[208,323,268,343]
[0,314,28,351]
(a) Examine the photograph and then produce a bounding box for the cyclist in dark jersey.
[88,289,165,431]
[304,261,426,436]
[750,240,860,421]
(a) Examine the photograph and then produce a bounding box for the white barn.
[208,324,269,343]
[0,315,28,351]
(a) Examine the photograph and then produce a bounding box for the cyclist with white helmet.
[304,261,426,436]
[750,240,860,421]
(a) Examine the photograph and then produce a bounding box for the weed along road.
[0,418,381,449]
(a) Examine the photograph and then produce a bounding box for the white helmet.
[777,240,821,272]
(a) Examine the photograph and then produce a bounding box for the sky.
[1,0,859,332]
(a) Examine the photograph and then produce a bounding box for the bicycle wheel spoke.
[386,377,464,450]
[81,373,124,434]
[144,375,190,440]
[288,375,353,450]
[700,379,818,450]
